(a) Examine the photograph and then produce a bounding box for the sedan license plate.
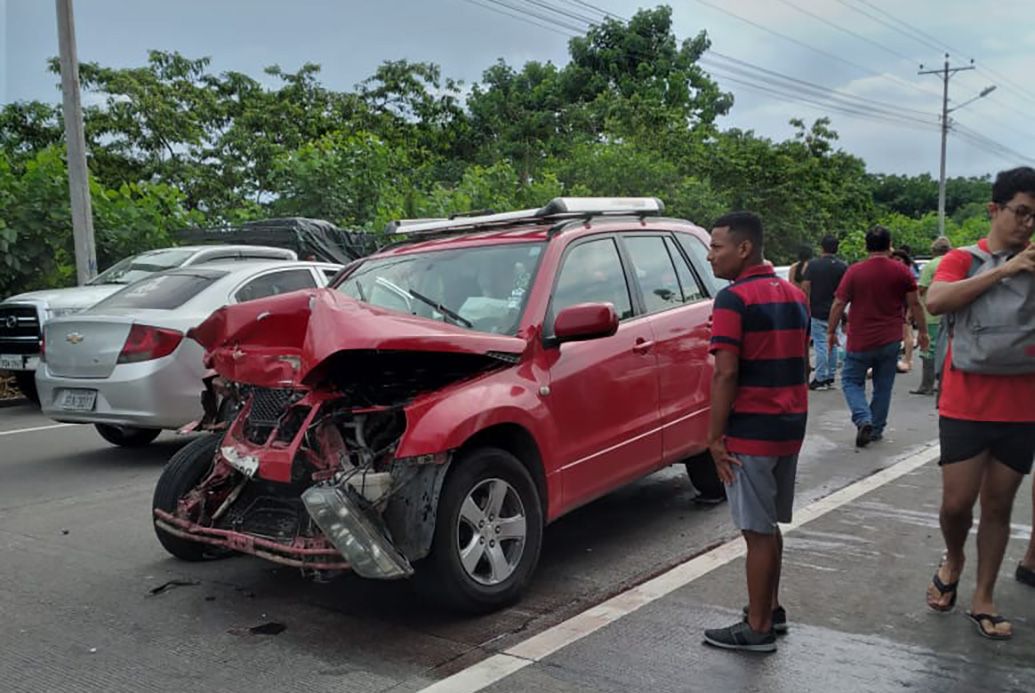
[58,389,97,412]
[0,354,23,370]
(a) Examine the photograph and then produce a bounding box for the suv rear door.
[620,232,713,464]
[542,235,662,512]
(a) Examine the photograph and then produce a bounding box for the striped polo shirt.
[709,263,810,457]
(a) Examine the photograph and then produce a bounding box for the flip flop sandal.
[967,612,1012,640]
[927,572,958,612]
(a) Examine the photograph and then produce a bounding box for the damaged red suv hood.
[189,288,528,388]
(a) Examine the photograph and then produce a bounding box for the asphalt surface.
[1,375,1029,692]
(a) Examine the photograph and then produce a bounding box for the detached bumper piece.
[302,485,414,580]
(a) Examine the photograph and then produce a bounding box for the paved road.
[0,379,978,692]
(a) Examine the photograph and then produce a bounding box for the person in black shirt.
[802,235,848,390]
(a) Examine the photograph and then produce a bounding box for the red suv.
[152,198,722,612]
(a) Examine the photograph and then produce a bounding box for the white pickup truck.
[0,245,297,402]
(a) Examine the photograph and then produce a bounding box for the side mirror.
[553,303,619,344]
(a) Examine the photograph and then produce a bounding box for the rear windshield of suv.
[89,272,224,311]
[89,249,196,286]
[335,242,545,335]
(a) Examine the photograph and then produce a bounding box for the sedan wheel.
[95,423,161,448]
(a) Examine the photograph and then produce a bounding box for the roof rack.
[382,197,665,238]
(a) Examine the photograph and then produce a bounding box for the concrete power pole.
[55,0,97,284]
[919,55,975,237]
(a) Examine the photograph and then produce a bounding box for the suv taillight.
[117,324,183,364]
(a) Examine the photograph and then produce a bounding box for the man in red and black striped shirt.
[703,211,810,654]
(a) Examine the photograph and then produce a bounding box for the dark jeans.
[841,341,901,436]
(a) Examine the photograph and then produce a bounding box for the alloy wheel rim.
[455,477,527,586]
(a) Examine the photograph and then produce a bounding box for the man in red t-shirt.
[826,226,929,448]
[923,166,1035,640]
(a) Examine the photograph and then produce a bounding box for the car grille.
[243,387,297,445]
[0,305,42,355]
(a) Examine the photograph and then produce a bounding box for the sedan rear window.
[89,273,223,311]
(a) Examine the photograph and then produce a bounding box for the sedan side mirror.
[553,303,619,344]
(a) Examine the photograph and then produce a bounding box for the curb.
[0,397,30,409]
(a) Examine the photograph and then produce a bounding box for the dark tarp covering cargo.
[174,217,378,264]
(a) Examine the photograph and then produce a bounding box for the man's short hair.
[931,236,952,255]
[820,234,838,254]
[865,225,892,252]
[992,166,1035,204]
[713,211,764,252]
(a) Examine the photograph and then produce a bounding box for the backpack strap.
[935,245,985,402]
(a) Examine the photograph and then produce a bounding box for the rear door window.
[676,232,721,296]
[89,273,223,311]
[622,236,684,314]
[665,237,706,303]
[234,269,318,303]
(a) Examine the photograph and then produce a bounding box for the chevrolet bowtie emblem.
[66,332,85,345]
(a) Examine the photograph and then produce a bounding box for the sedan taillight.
[117,324,183,364]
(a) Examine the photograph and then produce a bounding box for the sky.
[2,0,1033,178]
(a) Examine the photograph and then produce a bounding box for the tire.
[94,423,161,448]
[13,371,39,405]
[686,452,727,502]
[418,447,544,614]
[152,433,223,561]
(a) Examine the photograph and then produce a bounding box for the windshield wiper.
[408,289,472,328]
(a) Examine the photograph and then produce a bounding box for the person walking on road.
[788,246,811,291]
[924,167,1035,640]
[911,237,952,395]
[703,211,810,653]
[826,226,929,448]
[802,234,847,390]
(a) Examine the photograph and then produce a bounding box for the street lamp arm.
[947,85,997,113]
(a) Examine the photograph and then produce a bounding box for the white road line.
[0,423,76,437]
[419,442,940,693]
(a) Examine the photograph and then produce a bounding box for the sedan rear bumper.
[37,353,205,429]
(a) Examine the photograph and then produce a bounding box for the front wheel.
[152,433,224,561]
[95,423,161,448]
[418,447,543,614]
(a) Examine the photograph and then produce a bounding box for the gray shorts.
[727,454,798,534]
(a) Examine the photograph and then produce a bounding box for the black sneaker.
[855,423,873,448]
[823,378,836,390]
[809,379,824,391]
[742,604,788,634]
[1017,563,1035,587]
[703,620,776,653]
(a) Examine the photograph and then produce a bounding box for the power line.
[516,0,602,26]
[479,0,586,34]
[460,0,576,37]
[688,0,943,100]
[772,0,918,64]
[832,0,946,54]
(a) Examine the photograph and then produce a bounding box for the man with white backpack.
[924,166,1035,640]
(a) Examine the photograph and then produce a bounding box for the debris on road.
[148,578,201,596]
[228,621,287,636]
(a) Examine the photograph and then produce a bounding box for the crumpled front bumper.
[154,483,414,579]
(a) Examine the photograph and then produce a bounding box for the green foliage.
[2,5,1006,297]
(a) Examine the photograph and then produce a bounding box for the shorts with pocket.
[939,416,1035,475]
[727,454,798,534]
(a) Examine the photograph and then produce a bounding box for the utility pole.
[919,54,980,237]
[55,0,97,284]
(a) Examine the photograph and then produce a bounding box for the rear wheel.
[95,423,161,448]
[417,447,543,614]
[13,372,39,405]
[686,452,727,502]
[152,433,224,561]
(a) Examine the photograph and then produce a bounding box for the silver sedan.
[37,260,341,447]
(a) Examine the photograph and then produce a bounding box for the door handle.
[633,339,654,354]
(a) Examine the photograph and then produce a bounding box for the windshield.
[336,242,544,335]
[88,249,196,285]
[89,272,223,311]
